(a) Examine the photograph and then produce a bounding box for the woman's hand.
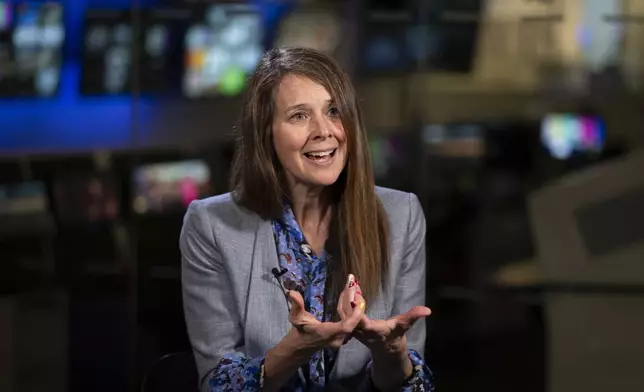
[347,280,431,355]
[354,306,431,355]
[263,275,364,391]
[346,280,431,391]
[287,274,364,352]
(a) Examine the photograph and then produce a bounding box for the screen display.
[541,114,606,160]
[577,0,622,72]
[183,3,263,98]
[132,160,212,215]
[0,1,64,98]
[53,174,120,223]
[360,21,423,72]
[359,0,481,73]
[80,9,133,96]
[138,7,192,94]
[423,123,485,158]
[0,181,48,215]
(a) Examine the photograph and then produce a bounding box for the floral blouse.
[208,205,435,391]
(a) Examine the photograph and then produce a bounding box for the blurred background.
[1,0,644,391]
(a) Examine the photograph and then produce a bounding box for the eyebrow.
[285,99,335,113]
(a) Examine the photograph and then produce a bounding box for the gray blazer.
[180,187,427,391]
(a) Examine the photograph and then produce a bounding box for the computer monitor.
[358,1,419,74]
[422,122,486,159]
[541,113,606,160]
[0,1,64,97]
[182,3,263,98]
[80,9,133,96]
[529,149,644,285]
[0,181,52,240]
[0,181,49,216]
[132,159,212,215]
[358,0,482,74]
[138,7,193,95]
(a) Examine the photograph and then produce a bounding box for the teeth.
[307,150,333,157]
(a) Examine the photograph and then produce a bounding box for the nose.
[311,116,333,140]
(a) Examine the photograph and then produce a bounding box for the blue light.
[0,0,291,152]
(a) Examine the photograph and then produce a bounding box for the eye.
[327,106,340,117]
[290,112,308,121]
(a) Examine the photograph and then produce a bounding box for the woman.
[180,47,433,392]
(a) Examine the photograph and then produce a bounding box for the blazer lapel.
[244,218,291,357]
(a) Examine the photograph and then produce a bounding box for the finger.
[338,274,357,319]
[346,274,358,309]
[358,313,370,329]
[342,294,365,332]
[287,290,306,317]
[336,288,347,320]
[352,292,369,328]
[352,291,366,313]
[316,319,345,340]
[394,306,432,330]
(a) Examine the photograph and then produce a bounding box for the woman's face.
[272,74,347,189]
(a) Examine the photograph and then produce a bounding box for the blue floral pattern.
[272,204,332,391]
[207,205,435,391]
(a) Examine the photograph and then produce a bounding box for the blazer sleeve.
[180,200,263,391]
[393,192,427,355]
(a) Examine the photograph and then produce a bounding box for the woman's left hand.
[346,280,431,355]
[353,305,431,355]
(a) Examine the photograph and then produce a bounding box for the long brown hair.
[230,47,389,303]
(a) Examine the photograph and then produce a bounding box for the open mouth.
[304,148,336,162]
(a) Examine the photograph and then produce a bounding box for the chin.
[308,172,342,187]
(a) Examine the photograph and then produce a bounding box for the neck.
[289,183,333,235]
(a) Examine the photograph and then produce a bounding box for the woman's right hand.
[263,275,363,391]
[287,274,364,352]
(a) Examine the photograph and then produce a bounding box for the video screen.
[138,7,192,94]
[577,0,623,72]
[53,174,120,223]
[132,160,212,215]
[183,3,263,98]
[0,1,64,98]
[423,123,485,158]
[541,114,606,160]
[360,21,423,73]
[0,181,48,216]
[359,0,481,73]
[80,9,133,96]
